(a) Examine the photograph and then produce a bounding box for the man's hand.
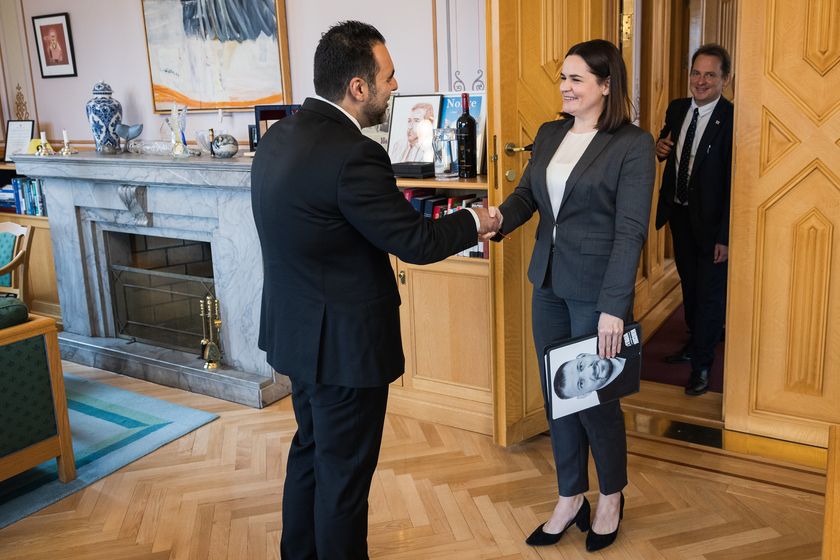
[597,312,624,359]
[479,207,503,240]
[713,243,728,264]
[474,206,502,237]
[655,132,674,160]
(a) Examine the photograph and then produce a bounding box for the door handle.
[504,142,533,156]
[398,270,406,285]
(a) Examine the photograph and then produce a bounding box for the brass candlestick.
[200,295,222,369]
[199,299,209,358]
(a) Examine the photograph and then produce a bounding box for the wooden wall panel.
[725,0,840,447]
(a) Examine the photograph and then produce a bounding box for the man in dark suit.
[655,44,733,396]
[251,21,500,559]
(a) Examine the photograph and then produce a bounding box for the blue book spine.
[11,178,23,214]
[32,179,43,216]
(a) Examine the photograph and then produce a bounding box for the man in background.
[251,21,500,559]
[655,44,733,396]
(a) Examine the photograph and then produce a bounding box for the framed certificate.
[4,120,35,162]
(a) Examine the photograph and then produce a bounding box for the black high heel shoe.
[585,492,625,552]
[525,496,591,547]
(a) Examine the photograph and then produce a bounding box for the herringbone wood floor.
[0,363,825,559]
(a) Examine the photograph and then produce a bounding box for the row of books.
[403,188,488,259]
[0,177,48,216]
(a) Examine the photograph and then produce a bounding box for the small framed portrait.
[32,12,77,78]
[387,94,442,164]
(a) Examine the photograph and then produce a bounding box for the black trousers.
[280,379,389,560]
[532,277,628,496]
[669,205,727,371]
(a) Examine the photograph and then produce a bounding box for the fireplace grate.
[110,264,215,355]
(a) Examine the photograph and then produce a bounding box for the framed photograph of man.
[31,13,77,78]
[544,323,642,419]
[439,92,487,173]
[387,95,442,164]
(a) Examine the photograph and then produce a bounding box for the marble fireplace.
[15,152,290,407]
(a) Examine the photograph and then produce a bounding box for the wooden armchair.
[0,314,76,483]
[0,222,33,304]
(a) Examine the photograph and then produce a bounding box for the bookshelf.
[0,162,61,321]
[395,175,488,190]
[386,174,495,434]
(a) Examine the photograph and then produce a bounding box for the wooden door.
[725,0,840,447]
[487,0,613,446]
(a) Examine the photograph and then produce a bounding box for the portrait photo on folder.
[544,323,642,420]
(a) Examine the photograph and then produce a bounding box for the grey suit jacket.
[497,118,655,319]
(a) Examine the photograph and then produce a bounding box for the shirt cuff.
[465,208,480,231]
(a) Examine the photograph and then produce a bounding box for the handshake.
[473,206,504,240]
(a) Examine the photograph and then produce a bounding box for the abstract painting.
[141,0,292,111]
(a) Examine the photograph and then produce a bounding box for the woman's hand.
[597,312,624,358]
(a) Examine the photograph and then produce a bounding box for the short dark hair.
[691,43,731,78]
[313,21,385,103]
[564,39,630,133]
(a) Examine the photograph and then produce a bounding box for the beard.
[360,84,389,128]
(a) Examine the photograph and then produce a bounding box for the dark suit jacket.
[251,98,477,388]
[654,97,733,248]
[497,119,655,319]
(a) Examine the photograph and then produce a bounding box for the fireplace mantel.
[15,152,289,407]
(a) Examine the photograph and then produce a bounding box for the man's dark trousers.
[280,380,389,560]
[669,204,727,371]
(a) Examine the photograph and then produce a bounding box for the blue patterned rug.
[0,373,218,529]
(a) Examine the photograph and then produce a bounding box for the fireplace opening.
[107,233,215,354]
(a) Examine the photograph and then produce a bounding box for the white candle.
[218,108,223,124]
[62,129,69,144]
[40,131,47,144]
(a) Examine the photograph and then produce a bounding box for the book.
[393,161,435,178]
[543,323,642,419]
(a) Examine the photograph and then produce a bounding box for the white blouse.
[545,129,598,241]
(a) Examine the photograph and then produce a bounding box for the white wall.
[13,0,437,146]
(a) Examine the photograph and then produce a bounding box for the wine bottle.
[455,92,477,178]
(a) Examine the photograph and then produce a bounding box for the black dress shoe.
[685,368,710,396]
[525,496,591,546]
[664,344,692,364]
[586,492,624,552]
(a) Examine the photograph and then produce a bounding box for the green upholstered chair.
[0,313,76,483]
[0,222,33,305]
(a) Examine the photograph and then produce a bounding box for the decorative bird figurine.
[115,123,143,153]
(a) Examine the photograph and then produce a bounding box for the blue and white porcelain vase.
[85,81,123,152]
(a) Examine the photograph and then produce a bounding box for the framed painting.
[387,95,442,164]
[31,13,77,78]
[141,0,293,112]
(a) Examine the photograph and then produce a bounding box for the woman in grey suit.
[493,39,655,552]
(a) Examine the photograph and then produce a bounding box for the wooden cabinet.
[386,177,495,434]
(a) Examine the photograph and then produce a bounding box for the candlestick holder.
[59,140,77,156]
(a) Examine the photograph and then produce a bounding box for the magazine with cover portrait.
[544,323,642,420]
